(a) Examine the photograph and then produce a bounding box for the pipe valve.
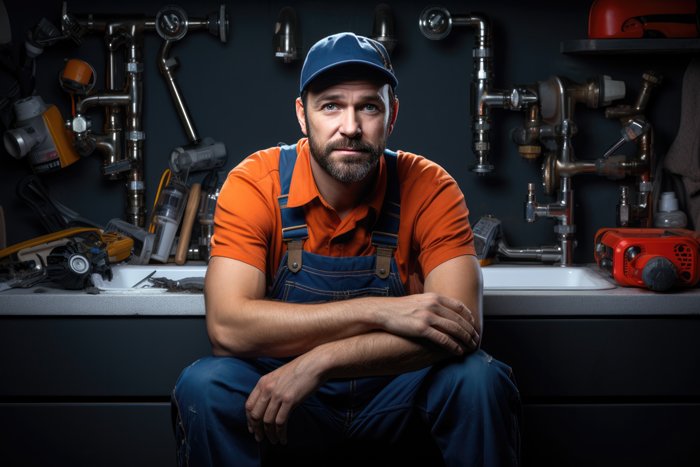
[418,6,453,40]
[525,182,538,223]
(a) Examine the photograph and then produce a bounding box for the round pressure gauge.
[156,5,189,41]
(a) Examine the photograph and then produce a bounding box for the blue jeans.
[172,349,520,466]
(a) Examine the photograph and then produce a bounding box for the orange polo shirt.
[211,138,475,293]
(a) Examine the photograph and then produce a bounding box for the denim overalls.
[172,145,521,466]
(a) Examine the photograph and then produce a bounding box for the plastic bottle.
[653,191,687,228]
[150,180,188,262]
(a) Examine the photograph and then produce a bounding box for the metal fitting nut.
[71,115,89,134]
[554,224,576,234]
[126,61,144,73]
[127,131,146,141]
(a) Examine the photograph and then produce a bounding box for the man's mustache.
[325,138,375,153]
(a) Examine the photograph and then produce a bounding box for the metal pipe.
[76,93,131,113]
[524,82,581,266]
[604,71,660,227]
[371,4,397,54]
[61,4,228,228]
[103,27,124,178]
[419,7,494,173]
[123,25,146,226]
[274,7,299,62]
[462,13,494,174]
[419,7,537,174]
[497,240,562,263]
[158,40,199,144]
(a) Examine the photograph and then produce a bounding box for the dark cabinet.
[1,314,699,466]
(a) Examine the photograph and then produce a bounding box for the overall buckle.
[286,240,303,273]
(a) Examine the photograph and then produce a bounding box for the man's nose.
[339,110,361,137]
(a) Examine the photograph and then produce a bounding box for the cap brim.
[301,59,398,93]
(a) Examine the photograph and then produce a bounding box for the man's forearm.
[208,292,474,360]
[208,295,383,358]
[206,256,479,360]
[305,329,460,380]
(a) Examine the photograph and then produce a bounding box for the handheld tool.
[175,182,201,265]
[472,216,502,265]
[4,95,80,173]
[0,227,132,266]
[594,227,700,291]
[0,227,133,290]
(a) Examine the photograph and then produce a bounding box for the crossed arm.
[204,253,482,444]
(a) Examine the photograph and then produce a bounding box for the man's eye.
[323,103,338,111]
[363,104,379,112]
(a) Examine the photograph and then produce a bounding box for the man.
[173,32,520,466]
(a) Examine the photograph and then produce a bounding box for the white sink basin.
[481,265,615,290]
[97,264,208,293]
[100,264,615,293]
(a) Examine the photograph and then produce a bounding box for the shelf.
[561,38,700,54]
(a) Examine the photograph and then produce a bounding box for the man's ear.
[295,97,308,135]
[387,97,399,136]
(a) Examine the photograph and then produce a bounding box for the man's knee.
[173,356,260,419]
[432,350,518,400]
[176,357,224,401]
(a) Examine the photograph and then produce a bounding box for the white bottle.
[654,191,688,228]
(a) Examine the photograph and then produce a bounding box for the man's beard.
[308,133,384,183]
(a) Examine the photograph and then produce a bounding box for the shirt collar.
[286,137,387,218]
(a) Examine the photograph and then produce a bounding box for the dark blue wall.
[1,0,692,263]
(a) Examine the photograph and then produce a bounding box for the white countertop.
[1,281,698,317]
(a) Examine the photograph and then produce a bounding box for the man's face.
[297,80,396,184]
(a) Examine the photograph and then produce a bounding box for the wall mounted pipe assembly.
[418,5,537,174]
[61,3,228,227]
[418,6,656,266]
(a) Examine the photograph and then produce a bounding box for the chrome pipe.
[274,7,299,62]
[371,4,397,54]
[419,6,496,174]
[419,7,538,174]
[76,93,131,113]
[61,3,228,227]
[497,240,562,263]
[158,40,199,144]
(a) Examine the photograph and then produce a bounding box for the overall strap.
[278,144,307,273]
[371,150,401,279]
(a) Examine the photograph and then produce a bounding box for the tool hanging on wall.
[156,4,228,183]
[3,95,80,173]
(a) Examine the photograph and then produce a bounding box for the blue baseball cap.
[300,32,398,94]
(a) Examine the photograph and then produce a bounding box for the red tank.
[588,0,699,38]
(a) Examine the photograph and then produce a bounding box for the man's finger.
[263,400,282,444]
[276,403,293,445]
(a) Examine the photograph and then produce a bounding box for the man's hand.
[245,354,325,445]
[376,292,480,355]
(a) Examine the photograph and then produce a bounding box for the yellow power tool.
[0,227,132,264]
[0,228,133,290]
